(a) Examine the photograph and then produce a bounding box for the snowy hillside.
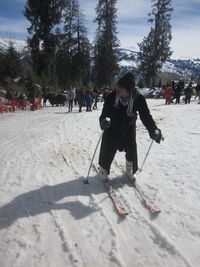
[0,99,200,267]
[0,37,27,53]
[118,48,200,79]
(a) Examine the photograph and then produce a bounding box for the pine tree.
[93,0,119,88]
[138,0,173,87]
[24,0,64,87]
[2,44,22,79]
[0,47,6,79]
[24,69,37,94]
[71,8,90,87]
[56,0,90,88]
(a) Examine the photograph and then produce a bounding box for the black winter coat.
[99,91,158,173]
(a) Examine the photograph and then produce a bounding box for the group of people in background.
[2,78,200,115]
[0,89,41,111]
[164,80,200,105]
[1,85,112,114]
[64,87,111,113]
[65,87,97,113]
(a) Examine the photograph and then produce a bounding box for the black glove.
[150,129,163,143]
[100,117,111,130]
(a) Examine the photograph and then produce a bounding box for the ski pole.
[138,139,154,172]
[138,130,164,172]
[84,131,103,184]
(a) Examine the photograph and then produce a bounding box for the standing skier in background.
[85,88,93,111]
[68,88,75,112]
[76,88,85,112]
[195,82,200,104]
[174,80,184,104]
[184,82,193,104]
[98,72,163,181]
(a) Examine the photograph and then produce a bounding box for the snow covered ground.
[0,98,200,267]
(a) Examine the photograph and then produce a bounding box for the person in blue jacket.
[85,88,93,111]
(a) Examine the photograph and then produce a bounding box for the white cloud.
[171,27,200,59]
[79,0,96,19]
[116,0,151,20]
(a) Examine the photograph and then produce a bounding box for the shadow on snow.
[0,175,109,230]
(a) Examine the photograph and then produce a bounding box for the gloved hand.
[100,117,111,130]
[150,129,163,143]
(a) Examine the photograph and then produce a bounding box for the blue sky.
[0,0,200,58]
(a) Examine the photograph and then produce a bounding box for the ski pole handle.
[155,129,164,141]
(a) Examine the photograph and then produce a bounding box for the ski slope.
[0,99,200,267]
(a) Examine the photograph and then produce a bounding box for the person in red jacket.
[164,84,174,105]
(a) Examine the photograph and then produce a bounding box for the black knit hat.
[117,72,135,92]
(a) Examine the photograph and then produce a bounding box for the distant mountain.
[164,58,200,79]
[118,48,200,81]
[0,37,27,53]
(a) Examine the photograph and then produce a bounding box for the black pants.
[185,95,191,104]
[68,99,73,112]
[175,93,181,104]
[79,104,82,112]
[99,130,138,175]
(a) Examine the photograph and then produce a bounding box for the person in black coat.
[195,82,200,103]
[174,80,184,104]
[76,88,85,112]
[184,82,193,104]
[98,72,163,181]
[6,89,14,101]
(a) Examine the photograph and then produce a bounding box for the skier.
[85,88,93,111]
[195,82,200,103]
[184,83,193,104]
[68,88,75,112]
[98,72,163,181]
[93,87,99,110]
[76,88,85,112]
[174,80,184,104]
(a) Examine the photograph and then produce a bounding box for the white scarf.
[114,90,135,117]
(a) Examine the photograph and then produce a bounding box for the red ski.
[133,181,161,214]
[92,164,128,216]
[103,179,128,216]
[118,163,161,214]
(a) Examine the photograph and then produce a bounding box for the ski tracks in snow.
[59,130,192,267]
[1,104,200,266]
[59,148,126,266]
